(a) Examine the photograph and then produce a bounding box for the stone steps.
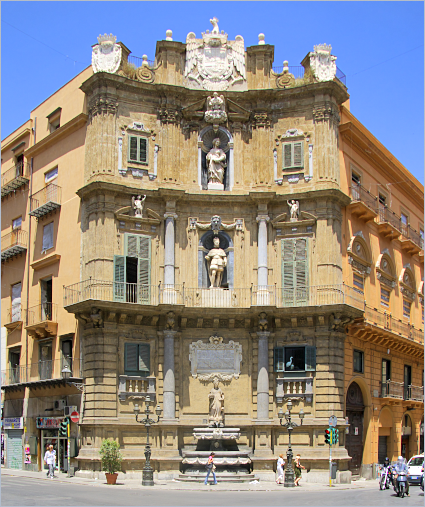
[177,473,258,483]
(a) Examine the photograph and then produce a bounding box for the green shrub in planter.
[99,438,123,475]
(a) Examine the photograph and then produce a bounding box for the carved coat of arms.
[92,33,122,74]
[185,18,246,91]
[309,44,337,82]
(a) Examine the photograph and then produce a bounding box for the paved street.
[1,471,423,506]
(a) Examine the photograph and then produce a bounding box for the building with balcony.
[340,106,424,476]
[1,22,423,481]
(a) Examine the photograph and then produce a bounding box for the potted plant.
[99,438,123,485]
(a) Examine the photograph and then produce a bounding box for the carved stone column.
[163,329,177,420]
[256,215,270,288]
[164,212,177,286]
[256,331,270,419]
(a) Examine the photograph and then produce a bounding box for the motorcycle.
[420,467,424,492]
[394,470,408,498]
[379,464,392,490]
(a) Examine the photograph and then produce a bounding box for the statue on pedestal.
[132,195,147,217]
[287,200,299,221]
[209,379,224,427]
[206,138,227,188]
[205,236,227,288]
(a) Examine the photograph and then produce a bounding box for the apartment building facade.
[1,21,423,481]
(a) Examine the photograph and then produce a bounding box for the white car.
[407,454,424,484]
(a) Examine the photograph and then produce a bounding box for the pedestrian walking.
[276,454,285,484]
[294,454,305,486]
[44,444,56,479]
[204,451,218,485]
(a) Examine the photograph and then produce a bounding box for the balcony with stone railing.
[118,375,156,401]
[276,376,313,403]
[1,162,31,198]
[63,280,364,312]
[1,229,28,262]
[29,183,61,219]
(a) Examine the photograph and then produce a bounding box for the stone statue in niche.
[209,378,224,427]
[288,200,299,221]
[205,92,227,128]
[132,195,146,217]
[205,236,227,288]
[206,139,227,190]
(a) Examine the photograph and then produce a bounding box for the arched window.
[198,126,234,191]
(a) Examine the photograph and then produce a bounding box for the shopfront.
[4,417,24,469]
[36,417,70,473]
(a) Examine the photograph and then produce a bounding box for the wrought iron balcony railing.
[26,303,57,326]
[1,229,28,261]
[1,358,81,386]
[378,205,401,233]
[351,183,378,212]
[380,380,404,399]
[1,162,30,197]
[29,183,61,218]
[63,279,364,311]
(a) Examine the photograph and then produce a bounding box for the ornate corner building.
[1,21,423,481]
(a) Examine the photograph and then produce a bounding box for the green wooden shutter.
[126,234,138,258]
[125,343,139,373]
[139,138,147,163]
[283,143,292,169]
[295,238,308,305]
[305,346,316,371]
[274,347,284,372]
[128,136,138,162]
[293,142,303,168]
[113,255,126,302]
[138,343,150,375]
[137,235,151,304]
[282,239,295,306]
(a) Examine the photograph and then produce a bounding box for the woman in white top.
[44,444,56,479]
[276,453,285,484]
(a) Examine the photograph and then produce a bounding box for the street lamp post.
[278,399,304,488]
[133,396,162,486]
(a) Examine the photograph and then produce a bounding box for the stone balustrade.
[118,375,156,401]
[276,376,313,403]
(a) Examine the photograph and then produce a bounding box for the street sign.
[70,411,79,423]
[329,415,337,427]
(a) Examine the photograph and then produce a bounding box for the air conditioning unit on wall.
[54,400,66,410]
[64,405,78,416]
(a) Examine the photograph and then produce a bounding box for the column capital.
[254,331,271,340]
[164,329,178,340]
[256,215,270,223]
[164,212,178,220]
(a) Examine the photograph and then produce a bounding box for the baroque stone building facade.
[1,22,423,481]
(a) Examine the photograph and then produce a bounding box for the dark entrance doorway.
[346,381,365,475]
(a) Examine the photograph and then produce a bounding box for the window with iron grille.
[124,343,150,376]
[128,136,148,165]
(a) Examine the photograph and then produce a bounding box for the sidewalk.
[1,468,379,491]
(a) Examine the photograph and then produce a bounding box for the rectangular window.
[404,365,412,400]
[353,350,364,373]
[381,359,391,396]
[9,348,21,384]
[282,141,304,170]
[380,287,390,308]
[113,234,151,303]
[45,167,58,184]
[42,222,54,251]
[403,298,411,320]
[47,108,61,134]
[273,346,316,372]
[379,194,386,206]
[128,136,148,165]
[61,338,73,375]
[281,238,309,306]
[400,213,408,236]
[351,172,361,185]
[124,343,150,376]
[39,343,53,380]
[11,282,22,322]
[12,217,22,230]
[353,273,364,294]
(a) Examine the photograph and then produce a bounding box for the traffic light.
[59,417,69,437]
[333,428,339,444]
[325,428,331,445]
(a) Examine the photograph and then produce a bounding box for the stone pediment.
[115,206,161,225]
[272,211,317,229]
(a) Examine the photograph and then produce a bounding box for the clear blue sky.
[2,1,423,184]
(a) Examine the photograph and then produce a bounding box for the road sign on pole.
[329,415,337,427]
[70,411,79,424]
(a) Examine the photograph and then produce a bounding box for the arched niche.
[198,126,234,191]
[198,231,234,288]
[399,264,416,301]
[347,233,372,275]
[375,250,397,290]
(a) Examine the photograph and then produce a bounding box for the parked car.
[407,454,424,485]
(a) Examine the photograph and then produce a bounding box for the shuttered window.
[128,136,148,164]
[11,282,22,322]
[274,346,316,372]
[281,238,309,306]
[42,222,54,251]
[113,233,151,303]
[124,343,150,376]
[282,141,304,170]
[380,287,390,308]
[353,273,364,294]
